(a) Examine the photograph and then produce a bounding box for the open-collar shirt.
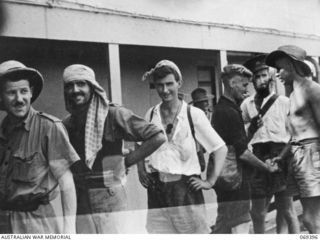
[145,101,225,175]
[241,92,291,145]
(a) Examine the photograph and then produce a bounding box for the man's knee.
[250,208,267,221]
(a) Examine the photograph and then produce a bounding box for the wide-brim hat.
[244,54,269,74]
[266,45,311,76]
[189,87,215,104]
[0,60,43,110]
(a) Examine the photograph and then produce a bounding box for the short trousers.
[251,142,289,198]
[76,185,128,234]
[213,180,251,233]
[290,139,320,198]
[146,172,210,234]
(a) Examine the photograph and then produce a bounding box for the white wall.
[71,0,320,36]
[2,0,320,55]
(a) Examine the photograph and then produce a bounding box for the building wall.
[0,37,110,120]
[120,45,219,116]
[2,0,320,55]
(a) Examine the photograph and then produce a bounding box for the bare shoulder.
[305,81,320,102]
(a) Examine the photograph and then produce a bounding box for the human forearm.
[125,132,166,167]
[239,149,269,171]
[278,143,292,160]
[58,170,77,234]
[206,145,227,185]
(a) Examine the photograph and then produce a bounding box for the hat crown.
[244,54,269,74]
[63,64,95,83]
[154,60,182,81]
[192,89,207,101]
[278,45,307,61]
[0,60,27,75]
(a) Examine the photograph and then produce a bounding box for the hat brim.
[0,68,43,110]
[190,94,215,104]
[266,50,311,76]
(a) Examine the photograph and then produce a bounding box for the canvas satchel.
[214,145,242,191]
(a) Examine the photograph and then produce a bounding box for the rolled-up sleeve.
[46,122,80,180]
[192,107,225,154]
[114,107,163,142]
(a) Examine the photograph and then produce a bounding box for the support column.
[215,50,228,100]
[108,43,122,104]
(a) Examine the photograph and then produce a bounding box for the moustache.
[14,101,25,107]
[69,93,85,98]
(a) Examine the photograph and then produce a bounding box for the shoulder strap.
[187,105,206,172]
[187,105,196,141]
[149,106,156,122]
[258,94,279,118]
[247,94,279,140]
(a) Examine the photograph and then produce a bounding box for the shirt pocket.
[11,151,43,183]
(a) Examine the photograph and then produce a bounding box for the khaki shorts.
[291,139,320,198]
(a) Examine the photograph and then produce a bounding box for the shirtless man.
[266,45,320,233]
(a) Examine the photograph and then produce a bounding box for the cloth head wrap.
[63,64,109,169]
[142,59,182,83]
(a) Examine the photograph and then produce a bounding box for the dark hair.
[153,65,180,82]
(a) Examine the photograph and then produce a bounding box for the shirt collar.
[0,107,35,139]
[154,100,188,120]
[23,107,36,132]
[219,95,241,112]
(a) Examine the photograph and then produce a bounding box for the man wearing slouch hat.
[62,64,165,233]
[0,60,78,233]
[266,45,320,233]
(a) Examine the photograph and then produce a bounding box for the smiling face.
[64,79,92,109]
[0,79,33,120]
[154,73,181,103]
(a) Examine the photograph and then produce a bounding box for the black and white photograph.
[0,0,320,237]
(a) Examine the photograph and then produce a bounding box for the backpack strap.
[187,105,206,172]
[187,105,196,141]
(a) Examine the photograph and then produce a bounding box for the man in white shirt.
[241,55,299,233]
[138,60,227,233]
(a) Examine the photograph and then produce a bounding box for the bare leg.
[276,212,288,234]
[300,196,320,233]
[275,192,300,234]
[250,197,272,233]
[231,221,250,234]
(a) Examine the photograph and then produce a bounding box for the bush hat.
[190,88,214,104]
[0,60,43,109]
[266,45,311,76]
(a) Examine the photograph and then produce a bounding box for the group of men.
[0,44,320,234]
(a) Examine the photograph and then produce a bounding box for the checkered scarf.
[63,64,109,169]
